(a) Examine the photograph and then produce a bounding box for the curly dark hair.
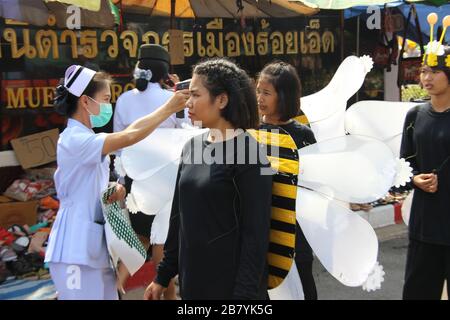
[258,61,301,122]
[192,58,259,129]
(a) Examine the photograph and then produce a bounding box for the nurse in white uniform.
[44,65,189,300]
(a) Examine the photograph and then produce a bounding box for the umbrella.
[344,1,450,43]
[0,0,116,28]
[296,0,450,9]
[45,0,102,11]
[408,0,449,5]
[113,0,318,17]
[112,0,319,67]
[295,0,400,10]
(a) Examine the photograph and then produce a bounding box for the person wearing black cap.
[44,65,189,300]
[114,44,186,133]
[113,44,187,299]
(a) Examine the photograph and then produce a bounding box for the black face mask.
[135,78,149,92]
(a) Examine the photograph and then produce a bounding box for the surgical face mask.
[86,96,113,128]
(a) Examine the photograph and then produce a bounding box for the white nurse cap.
[63,65,96,97]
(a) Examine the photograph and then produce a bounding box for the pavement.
[120,203,448,300]
[355,202,405,229]
[314,224,409,300]
[122,222,431,301]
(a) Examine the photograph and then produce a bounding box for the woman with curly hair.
[145,58,272,300]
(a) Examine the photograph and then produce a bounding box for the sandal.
[28,231,49,255]
[24,252,44,270]
[28,222,49,234]
[0,246,17,262]
[36,268,50,280]
[0,261,15,284]
[7,224,29,237]
[39,196,59,210]
[11,236,30,254]
[0,228,15,246]
[7,256,35,276]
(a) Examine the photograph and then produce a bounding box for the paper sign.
[169,29,185,65]
[11,128,59,169]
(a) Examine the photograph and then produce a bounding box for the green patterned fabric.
[102,186,147,259]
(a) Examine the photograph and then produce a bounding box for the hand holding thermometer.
[174,79,191,118]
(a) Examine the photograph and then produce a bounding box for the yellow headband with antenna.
[423,13,450,68]
[439,15,450,45]
[427,13,438,43]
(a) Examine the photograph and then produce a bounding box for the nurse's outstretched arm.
[102,89,189,156]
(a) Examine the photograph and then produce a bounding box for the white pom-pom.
[393,158,414,188]
[114,156,127,177]
[426,40,445,55]
[362,262,385,292]
[126,193,139,214]
[360,55,374,73]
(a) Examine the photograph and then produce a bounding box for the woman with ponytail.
[113,44,188,298]
[45,65,189,300]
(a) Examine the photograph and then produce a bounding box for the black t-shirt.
[156,131,273,299]
[400,103,450,246]
[261,121,317,262]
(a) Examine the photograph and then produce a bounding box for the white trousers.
[49,263,118,300]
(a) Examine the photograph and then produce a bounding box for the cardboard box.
[0,200,39,229]
[0,151,24,193]
[11,129,59,169]
[0,196,13,203]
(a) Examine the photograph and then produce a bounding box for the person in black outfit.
[114,44,179,298]
[144,58,272,300]
[256,61,317,300]
[400,45,450,300]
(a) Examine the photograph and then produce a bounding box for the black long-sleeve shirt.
[155,131,272,299]
[400,103,450,246]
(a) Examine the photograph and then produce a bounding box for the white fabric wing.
[267,263,304,300]
[120,128,206,244]
[297,135,398,203]
[345,101,416,156]
[402,191,413,226]
[300,55,373,142]
[296,188,378,287]
[121,128,206,180]
[129,161,179,215]
[150,201,172,245]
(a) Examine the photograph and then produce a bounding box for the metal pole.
[170,0,176,74]
[356,15,360,57]
[170,0,175,30]
[340,9,345,62]
[356,14,360,102]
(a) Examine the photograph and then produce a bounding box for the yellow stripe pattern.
[249,128,299,289]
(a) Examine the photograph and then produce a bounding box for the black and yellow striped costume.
[248,124,300,289]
